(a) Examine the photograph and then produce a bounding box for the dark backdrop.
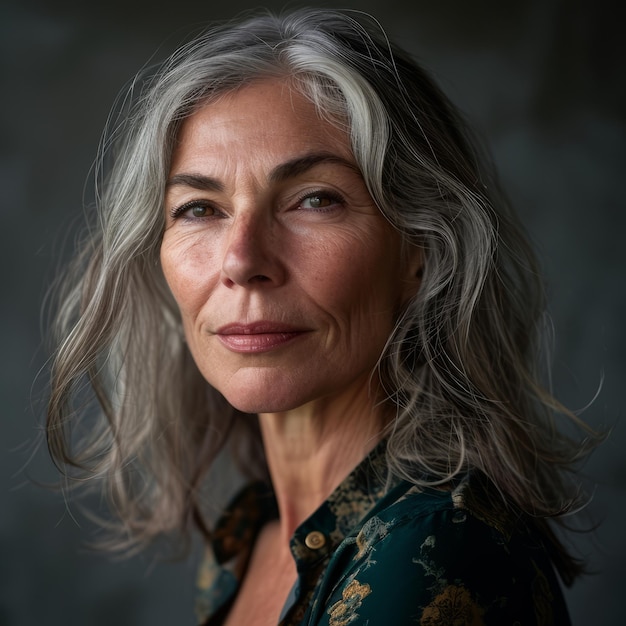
[1,0,624,624]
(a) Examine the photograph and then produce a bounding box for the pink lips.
[216,322,308,353]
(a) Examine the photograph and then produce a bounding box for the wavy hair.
[46,8,597,582]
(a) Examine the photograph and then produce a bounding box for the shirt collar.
[196,440,398,623]
[288,439,393,568]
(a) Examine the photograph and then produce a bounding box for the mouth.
[215,322,310,354]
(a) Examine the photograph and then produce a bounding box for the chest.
[222,523,297,626]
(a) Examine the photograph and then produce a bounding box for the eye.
[170,200,218,220]
[298,191,344,212]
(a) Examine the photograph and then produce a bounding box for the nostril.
[250,274,271,283]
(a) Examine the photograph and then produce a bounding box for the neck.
[258,382,389,546]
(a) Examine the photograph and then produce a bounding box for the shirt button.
[304,531,326,550]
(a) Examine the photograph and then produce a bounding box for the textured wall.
[1,0,623,624]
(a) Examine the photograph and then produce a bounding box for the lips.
[215,322,309,353]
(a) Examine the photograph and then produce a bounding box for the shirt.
[195,443,571,625]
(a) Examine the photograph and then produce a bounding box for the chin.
[206,366,315,415]
[225,396,300,415]
[220,382,317,416]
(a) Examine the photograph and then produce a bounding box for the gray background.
[1,0,624,624]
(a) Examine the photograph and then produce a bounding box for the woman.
[47,9,598,625]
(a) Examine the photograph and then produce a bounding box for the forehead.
[170,79,354,171]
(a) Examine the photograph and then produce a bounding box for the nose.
[220,213,286,288]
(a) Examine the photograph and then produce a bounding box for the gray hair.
[47,8,597,582]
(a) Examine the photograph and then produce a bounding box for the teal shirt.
[196,445,571,625]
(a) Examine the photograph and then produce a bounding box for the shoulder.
[313,475,571,625]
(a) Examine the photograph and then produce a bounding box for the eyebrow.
[165,152,361,191]
[268,153,360,183]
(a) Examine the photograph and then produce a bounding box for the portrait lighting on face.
[160,79,420,417]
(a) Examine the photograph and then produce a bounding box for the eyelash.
[169,189,345,221]
[169,200,218,221]
[295,190,345,212]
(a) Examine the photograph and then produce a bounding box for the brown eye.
[300,192,343,211]
[307,195,331,208]
[170,200,218,220]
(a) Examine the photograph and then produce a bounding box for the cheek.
[308,230,403,326]
[160,235,220,317]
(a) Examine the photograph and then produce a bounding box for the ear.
[400,243,424,303]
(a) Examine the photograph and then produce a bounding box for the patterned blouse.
[195,444,571,625]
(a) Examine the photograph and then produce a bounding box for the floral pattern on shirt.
[353,515,393,562]
[327,579,372,626]
[196,442,572,625]
[420,584,484,625]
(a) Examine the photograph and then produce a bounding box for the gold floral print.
[196,447,571,626]
[354,515,393,561]
[420,584,484,626]
[327,470,386,538]
[328,579,372,626]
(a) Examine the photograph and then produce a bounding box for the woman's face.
[161,79,420,414]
